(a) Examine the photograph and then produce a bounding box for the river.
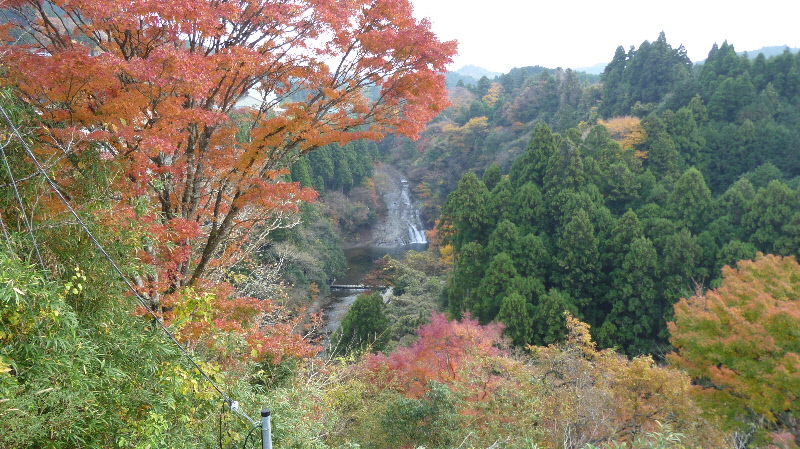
[321,165,428,339]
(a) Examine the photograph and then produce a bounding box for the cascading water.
[373,174,428,247]
[399,179,428,245]
[321,166,428,344]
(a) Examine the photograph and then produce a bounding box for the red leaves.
[359,312,505,399]
[167,288,321,365]
[1,0,454,365]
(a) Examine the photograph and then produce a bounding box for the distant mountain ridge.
[738,45,799,59]
[575,62,607,75]
[449,45,799,87]
[454,64,503,79]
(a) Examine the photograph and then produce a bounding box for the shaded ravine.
[321,165,428,342]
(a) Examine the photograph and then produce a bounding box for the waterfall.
[321,166,427,345]
[399,179,428,245]
[372,169,428,247]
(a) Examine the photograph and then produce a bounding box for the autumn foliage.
[0,0,455,363]
[167,286,321,364]
[0,0,456,300]
[359,312,507,399]
[597,116,648,153]
[669,253,800,442]
[529,314,724,448]
[327,312,723,448]
[332,313,542,447]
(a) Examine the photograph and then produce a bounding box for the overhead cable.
[0,114,48,275]
[0,101,251,419]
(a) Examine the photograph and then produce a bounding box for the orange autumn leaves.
[669,253,800,430]
[1,0,455,363]
[2,0,455,292]
[341,312,723,448]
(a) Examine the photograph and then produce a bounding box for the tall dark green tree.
[600,45,631,117]
[645,131,681,179]
[481,163,502,191]
[556,208,600,310]
[600,32,692,118]
[707,74,756,122]
[331,292,390,355]
[497,291,533,346]
[486,219,521,260]
[699,41,745,96]
[290,157,314,188]
[666,167,713,232]
[447,242,486,317]
[530,288,575,346]
[514,233,551,279]
[474,252,518,323]
[664,107,706,167]
[602,236,659,353]
[508,123,559,188]
[440,172,491,251]
[488,177,515,225]
[509,182,544,236]
[659,228,703,322]
[742,180,800,254]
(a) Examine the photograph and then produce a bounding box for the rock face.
[320,165,428,342]
[370,165,428,247]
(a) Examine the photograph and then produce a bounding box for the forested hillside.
[2,3,800,445]
[378,33,800,356]
[374,32,800,445]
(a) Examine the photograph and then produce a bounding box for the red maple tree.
[0,0,456,304]
[0,0,455,363]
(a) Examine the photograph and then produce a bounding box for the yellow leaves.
[598,116,648,151]
[63,265,86,297]
[442,116,489,150]
[441,123,460,133]
[482,82,503,107]
[170,287,216,329]
[463,116,489,132]
[438,244,455,266]
[528,313,725,447]
[564,313,597,357]
[168,363,220,401]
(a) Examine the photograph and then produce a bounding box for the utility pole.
[261,409,272,449]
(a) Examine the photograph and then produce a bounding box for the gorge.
[322,164,428,338]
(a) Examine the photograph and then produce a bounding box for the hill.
[454,64,503,79]
[739,45,799,59]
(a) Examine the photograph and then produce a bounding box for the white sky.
[411,0,800,73]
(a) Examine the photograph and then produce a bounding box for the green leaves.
[331,292,390,356]
[0,252,229,448]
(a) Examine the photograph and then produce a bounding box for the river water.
[322,166,428,339]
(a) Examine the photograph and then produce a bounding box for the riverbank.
[312,163,428,339]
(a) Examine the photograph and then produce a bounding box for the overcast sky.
[411,0,800,73]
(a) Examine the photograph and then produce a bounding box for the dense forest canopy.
[2,14,800,447]
[381,33,800,444]
[415,34,800,356]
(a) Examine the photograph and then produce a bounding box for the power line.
[0,101,255,423]
[0,112,48,276]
